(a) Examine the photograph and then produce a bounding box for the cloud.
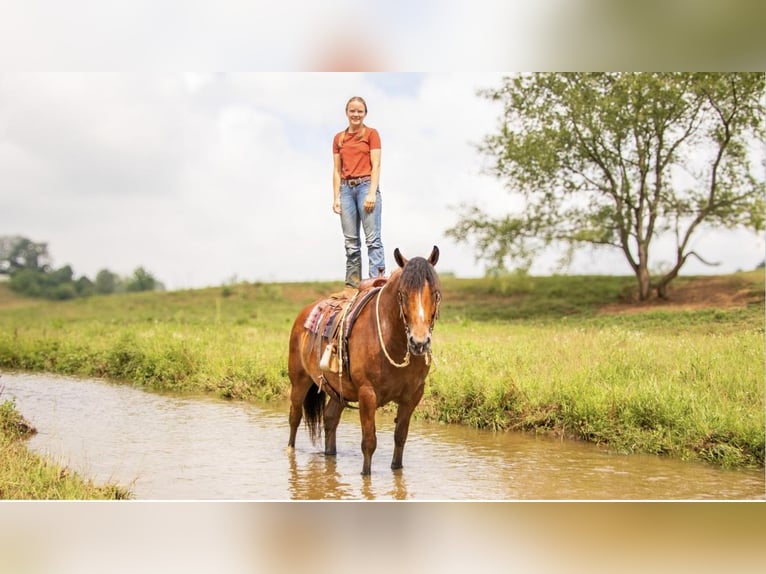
[0,74,498,287]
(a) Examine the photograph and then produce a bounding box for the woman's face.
[346,100,367,130]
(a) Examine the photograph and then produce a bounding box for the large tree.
[449,73,764,300]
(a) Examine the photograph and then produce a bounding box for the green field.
[1,271,763,473]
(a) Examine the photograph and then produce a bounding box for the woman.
[332,96,385,288]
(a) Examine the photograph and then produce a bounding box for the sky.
[2,72,763,290]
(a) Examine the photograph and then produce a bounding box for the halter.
[375,283,440,368]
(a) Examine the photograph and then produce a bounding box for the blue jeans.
[339,181,385,287]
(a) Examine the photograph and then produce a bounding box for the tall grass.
[0,283,298,401]
[0,272,763,469]
[425,322,763,467]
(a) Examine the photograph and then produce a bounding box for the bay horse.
[287,246,441,475]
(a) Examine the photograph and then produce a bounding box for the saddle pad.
[304,304,323,333]
[322,310,340,339]
[303,282,386,340]
[303,297,346,336]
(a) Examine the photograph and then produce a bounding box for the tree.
[448,73,765,300]
[50,264,74,284]
[94,269,120,295]
[125,267,158,292]
[8,269,43,297]
[0,236,51,275]
[9,265,78,300]
[75,276,95,297]
[2,236,164,299]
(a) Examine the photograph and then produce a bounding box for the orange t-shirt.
[333,127,381,179]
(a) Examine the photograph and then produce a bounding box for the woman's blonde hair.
[338,96,368,149]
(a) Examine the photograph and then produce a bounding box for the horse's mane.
[398,257,440,293]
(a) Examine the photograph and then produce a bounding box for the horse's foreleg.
[323,397,344,456]
[391,392,423,470]
[358,385,378,476]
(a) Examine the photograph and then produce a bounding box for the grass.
[0,270,763,477]
[424,321,763,467]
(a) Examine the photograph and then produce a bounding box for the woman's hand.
[363,192,376,213]
[333,198,342,214]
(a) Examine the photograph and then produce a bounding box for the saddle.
[303,277,387,375]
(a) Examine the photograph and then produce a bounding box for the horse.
[287,245,441,475]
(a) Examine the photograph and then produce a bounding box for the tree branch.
[685,251,721,267]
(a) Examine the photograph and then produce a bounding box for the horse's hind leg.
[323,397,344,456]
[287,393,303,449]
[287,371,312,449]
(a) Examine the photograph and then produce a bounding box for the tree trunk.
[636,243,652,301]
[637,264,652,301]
[656,267,681,300]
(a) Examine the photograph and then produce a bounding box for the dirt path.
[600,274,764,314]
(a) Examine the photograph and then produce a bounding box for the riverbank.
[0,393,130,499]
[0,272,763,471]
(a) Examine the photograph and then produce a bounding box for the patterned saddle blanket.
[303,278,387,372]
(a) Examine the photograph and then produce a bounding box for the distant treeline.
[0,235,162,300]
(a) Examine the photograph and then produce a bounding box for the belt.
[342,175,371,187]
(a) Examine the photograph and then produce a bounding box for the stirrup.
[320,344,339,373]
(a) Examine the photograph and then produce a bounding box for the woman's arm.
[332,152,342,214]
[364,148,381,213]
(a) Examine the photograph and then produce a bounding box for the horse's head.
[393,245,441,356]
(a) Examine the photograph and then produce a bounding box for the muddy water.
[2,372,763,500]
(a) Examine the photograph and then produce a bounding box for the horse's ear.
[394,248,407,268]
[428,245,439,266]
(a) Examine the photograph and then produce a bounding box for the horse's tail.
[303,382,325,445]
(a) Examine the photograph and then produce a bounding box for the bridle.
[375,284,441,368]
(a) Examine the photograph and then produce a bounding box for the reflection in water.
[287,449,354,500]
[388,471,409,501]
[360,477,375,501]
[2,372,763,500]
[286,442,409,500]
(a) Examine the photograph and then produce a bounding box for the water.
[2,372,763,500]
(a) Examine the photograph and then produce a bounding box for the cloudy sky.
[2,73,763,289]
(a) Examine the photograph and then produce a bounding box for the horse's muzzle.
[408,334,432,356]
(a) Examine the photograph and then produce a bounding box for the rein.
[375,286,432,368]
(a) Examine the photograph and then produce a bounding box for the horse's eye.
[433,292,441,321]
